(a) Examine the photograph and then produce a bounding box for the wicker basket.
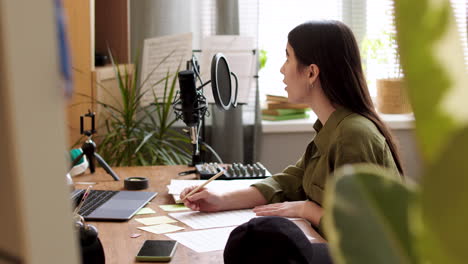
[376,78,412,114]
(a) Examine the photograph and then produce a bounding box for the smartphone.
[135,240,178,262]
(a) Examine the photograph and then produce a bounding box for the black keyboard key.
[78,190,118,216]
[196,162,272,180]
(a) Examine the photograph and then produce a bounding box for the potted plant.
[362,31,412,114]
[89,51,191,166]
[324,1,468,263]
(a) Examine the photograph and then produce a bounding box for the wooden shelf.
[63,0,130,145]
[95,0,129,64]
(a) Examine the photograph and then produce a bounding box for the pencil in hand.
[179,170,224,202]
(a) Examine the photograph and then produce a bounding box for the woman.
[181,20,403,235]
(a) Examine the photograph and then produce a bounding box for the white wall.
[260,128,423,182]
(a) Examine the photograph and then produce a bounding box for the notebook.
[71,189,157,221]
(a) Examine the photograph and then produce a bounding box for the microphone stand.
[188,125,202,167]
[174,58,209,167]
[201,114,206,162]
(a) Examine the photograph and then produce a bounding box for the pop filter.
[211,53,238,111]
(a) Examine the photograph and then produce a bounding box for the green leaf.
[420,126,468,264]
[91,50,191,167]
[259,49,267,70]
[395,0,468,163]
[135,132,154,153]
[323,164,418,264]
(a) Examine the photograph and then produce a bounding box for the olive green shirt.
[252,106,400,206]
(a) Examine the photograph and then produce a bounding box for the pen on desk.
[180,170,224,202]
[74,185,92,215]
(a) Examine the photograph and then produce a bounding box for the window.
[197,0,467,116]
[258,0,341,99]
[258,0,468,99]
[450,0,468,68]
[363,0,468,97]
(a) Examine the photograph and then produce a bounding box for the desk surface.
[73,165,325,264]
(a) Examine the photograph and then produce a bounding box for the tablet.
[135,240,178,262]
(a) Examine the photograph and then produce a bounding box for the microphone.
[177,70,200,127]
[172,54,236,166]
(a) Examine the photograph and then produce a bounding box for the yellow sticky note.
[159,204,190,212]
[138,224,184,234]
[135,208,156,215]
[135,216,177,226]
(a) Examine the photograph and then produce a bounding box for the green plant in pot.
[136,69,192,165]
[362,30,412,114]
[94,51,191,166]
[324,1,468,263]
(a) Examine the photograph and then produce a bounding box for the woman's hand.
[180,186,224,212]
[253,201,307,219]
[253,200,323,226]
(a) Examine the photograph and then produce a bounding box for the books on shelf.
[262,94,310,121]
[266,94,289,103]
[262,112,309,121]
[262,108,307,116]
[267,102,310,109]
[265,94,310,109]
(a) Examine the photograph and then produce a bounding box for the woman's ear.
[308,64,319,84]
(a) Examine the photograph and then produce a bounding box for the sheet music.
[169,209,256,229]
[166,226,236,253]
[200,36,256,104]
[140,33,193,105]
[167,179,261,195]
[165,223,314,253]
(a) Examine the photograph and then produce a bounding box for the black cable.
[191,55,203,84]
[197,80,211,91]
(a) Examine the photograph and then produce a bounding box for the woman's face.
[280,43,311,104]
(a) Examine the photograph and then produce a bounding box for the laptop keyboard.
[78,190,119,216]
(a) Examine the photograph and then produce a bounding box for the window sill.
[261,112,318,133]
[261,111,415,134]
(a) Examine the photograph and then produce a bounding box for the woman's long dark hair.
[288,20,404,176]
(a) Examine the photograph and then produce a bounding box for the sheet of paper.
[159,204,190,212]
[166,226,236,253]
[140,33,193,105]
[135,216,177,226]
[200,36,256,104]
[167,179,261,195]
[135,207,156,215]
[169,209,256,229]
[138,223,184,234]
[172,194,181,203]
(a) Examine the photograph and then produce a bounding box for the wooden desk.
[73,166,326,264]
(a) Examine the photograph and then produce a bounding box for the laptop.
[71,189,157,221]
